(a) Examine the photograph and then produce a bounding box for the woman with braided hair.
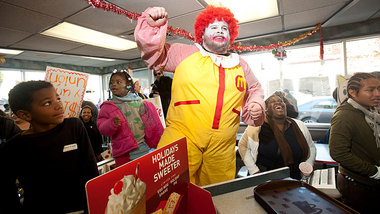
[330,72,380,213]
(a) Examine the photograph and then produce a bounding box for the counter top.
[203,167,290,213]
[212,186,266,213]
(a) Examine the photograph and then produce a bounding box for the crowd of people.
[0,4,379,214]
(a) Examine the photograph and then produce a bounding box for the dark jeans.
[337,173,380,214]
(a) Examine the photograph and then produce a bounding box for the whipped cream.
[106,175,146,214]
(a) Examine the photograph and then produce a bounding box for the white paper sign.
[146,96,166,128]
[45,66,89,118]
[337,75,349,105]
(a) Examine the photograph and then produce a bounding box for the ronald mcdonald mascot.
[135,6,265,186]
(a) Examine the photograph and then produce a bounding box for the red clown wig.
[194,6,239,45]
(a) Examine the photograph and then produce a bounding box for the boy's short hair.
[8,80,54,114]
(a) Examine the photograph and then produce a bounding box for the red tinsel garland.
[87,0,321,53]
[87,0,141,20]
[320,27,324,60]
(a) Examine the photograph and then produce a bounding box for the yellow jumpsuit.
[158,51,247,185]
[135,8,265,186]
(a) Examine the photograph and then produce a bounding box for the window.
[242,42,345,123]
[132,69,151,97]
[84,74,103,107]
[102,74,111,101]
[346,37,380,75]
[0,69,22,112]
[297,98,337,123]
[313,99,337,109]
[25,71,46,81]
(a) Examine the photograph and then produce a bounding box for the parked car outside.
[297,97,337,123]
[0,98,8,112]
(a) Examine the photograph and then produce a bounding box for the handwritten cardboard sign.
[45,66,88,118]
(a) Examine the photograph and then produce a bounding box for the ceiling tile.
[282,0,349,15]
[0,2,60,33]
[66,6,137,35]
[284,4,342,30]
[63,45,120,58]
[10,34,83,52]
[103,49,141,60]
[323,0,380,26]
[373,11,380,19]
[238,17,283,39]
[0,27,32,46]
[167,11,199,35]
[109,0,204,18]
[2,0,90,19]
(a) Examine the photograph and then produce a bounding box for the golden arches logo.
[235,75,245,92]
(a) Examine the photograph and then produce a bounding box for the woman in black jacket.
[80,105,104,161]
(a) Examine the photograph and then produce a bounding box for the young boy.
[0,80,99,213]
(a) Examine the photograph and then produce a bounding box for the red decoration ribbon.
[87,0,321,53]
[320,28,324,60]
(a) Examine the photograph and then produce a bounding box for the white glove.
[369,166,380,179]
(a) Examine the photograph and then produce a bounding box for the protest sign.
[45,66,88,118]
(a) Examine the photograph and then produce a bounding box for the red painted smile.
[211,35,228,43]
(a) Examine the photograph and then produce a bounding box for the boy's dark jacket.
[0,118,99,213]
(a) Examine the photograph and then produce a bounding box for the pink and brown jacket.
[97,100,164,158]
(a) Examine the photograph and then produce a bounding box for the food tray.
[254,180,359,214]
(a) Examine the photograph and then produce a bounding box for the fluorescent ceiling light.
[0,48,23,55]
[204,0,278,24]
[41,22,137,51]
[82,56,116,62]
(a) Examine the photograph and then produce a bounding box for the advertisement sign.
[146,96,166,127]
[86,138,190,214]
[45,66,88,118]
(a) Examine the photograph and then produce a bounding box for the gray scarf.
[347,98,380,148]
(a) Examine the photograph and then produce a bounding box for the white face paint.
[202,20,230,54]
